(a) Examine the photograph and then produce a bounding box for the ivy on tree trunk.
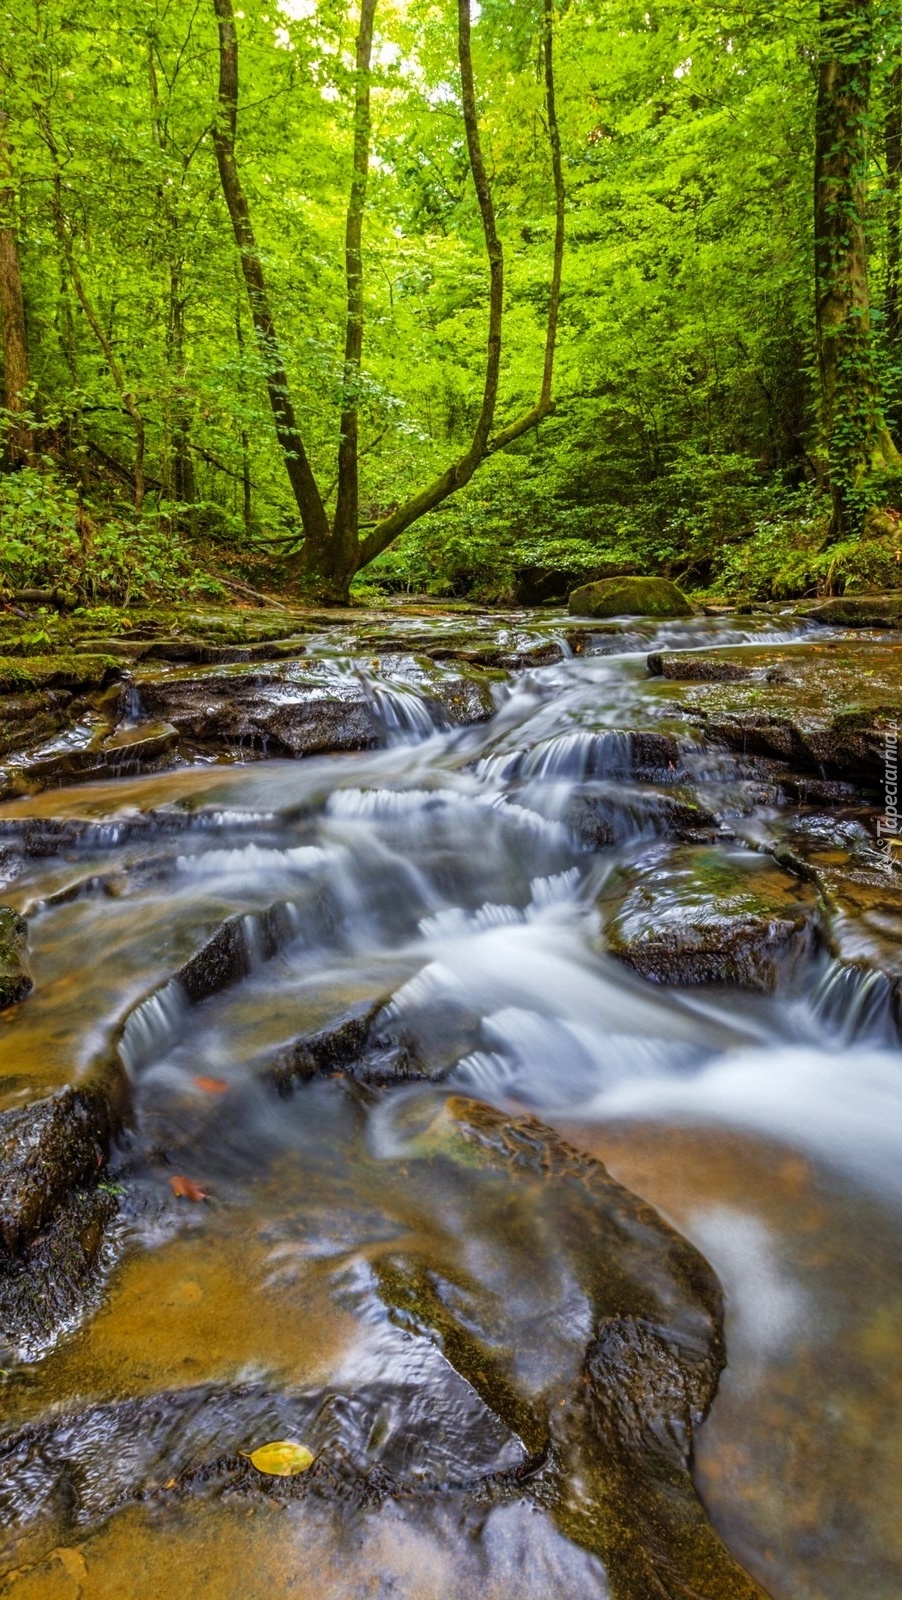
[814,0,900,541]
[0,103,32,466]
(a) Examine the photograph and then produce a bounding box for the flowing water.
[1,612,900,1599]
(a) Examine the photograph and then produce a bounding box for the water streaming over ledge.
[1,610,900,1600]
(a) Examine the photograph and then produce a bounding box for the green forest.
[2,0,902,607]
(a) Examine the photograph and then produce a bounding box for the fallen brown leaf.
[170,1175,208,1202]
[193,1075,228,1094]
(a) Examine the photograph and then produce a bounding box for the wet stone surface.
[598,845,820,992]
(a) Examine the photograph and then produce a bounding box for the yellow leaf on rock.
[242,1440,314,1477]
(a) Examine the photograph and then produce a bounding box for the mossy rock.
[0,653,123,694]
[598,845,819,991]
[803,593,902,628]
[0,906,32,1011]
[569,576,693,618]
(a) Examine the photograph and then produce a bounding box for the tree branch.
[358,0,565,568]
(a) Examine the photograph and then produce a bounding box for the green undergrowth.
[0,466,226,606]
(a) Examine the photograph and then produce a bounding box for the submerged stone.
[0,1096,768,1600]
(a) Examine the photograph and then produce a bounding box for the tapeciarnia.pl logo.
[877,725,899,858]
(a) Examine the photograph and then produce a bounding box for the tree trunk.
[885,61,901,350]
[814,0,900,541]
[211,0,331,565]
[234,285,253,533]
[330,0,377,591]
[0,105,32,465]
[169,264,197,512]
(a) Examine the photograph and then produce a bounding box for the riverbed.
[1,606,899,1599]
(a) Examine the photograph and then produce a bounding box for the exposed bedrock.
[0,1096,770,1599]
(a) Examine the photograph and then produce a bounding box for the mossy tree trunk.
[0,104,32,466]
[885,62,902,352]
[815,0,900,542]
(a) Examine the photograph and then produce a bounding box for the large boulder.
[569,576,693,618]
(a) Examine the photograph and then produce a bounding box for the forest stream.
[0,602,900,1600]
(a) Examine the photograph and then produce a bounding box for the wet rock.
[0,1042,131,1355]
[599,844,819,991]
[0,1375,523,1564]
[416,661,497,725]
[648,651,754,682]
[265,997,428,1092]
[0,654,122,695]
[99,719,180,763]
[0,690,72,760]
[674,639,901,790]
[500,728,690,784]
[0,1097,768,1599]
[0,1186,117,1361]
[803,593,902,628]
[428,638,564,671]
[0,906,32,1010]
[138,636,308,666]
[565,784,718,848]
[774,816,902,1023]
[137,667,383,757]
[569,577,693,619]
[175,903,302,1005]
[566,624,653,657]
[14,719,180,788]
[0,1069,128,1254]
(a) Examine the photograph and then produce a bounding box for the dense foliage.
[1,0,901,603]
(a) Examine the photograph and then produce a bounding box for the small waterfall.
[120,678,148,725]
[810,959,901,1046]
[366,680,445,744]
[119,979,188,1075]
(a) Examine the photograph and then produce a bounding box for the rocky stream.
[0,596,900,1600]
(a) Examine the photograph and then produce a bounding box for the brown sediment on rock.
[664,638,901,790]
